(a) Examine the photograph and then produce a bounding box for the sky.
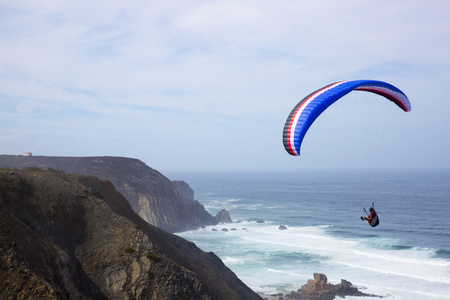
[1,0,449,172]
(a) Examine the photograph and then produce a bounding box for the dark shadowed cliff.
[0,155,216,232]
[0,169,261,300]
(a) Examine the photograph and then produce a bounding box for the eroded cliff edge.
[0,155,215,232]
[0,169,261,300]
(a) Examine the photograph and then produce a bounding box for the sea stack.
[215,209,232,224]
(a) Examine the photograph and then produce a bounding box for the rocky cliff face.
[0,155,216,232]
[0,169,261,300]
[171,181,194,201]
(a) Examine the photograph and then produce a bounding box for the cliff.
[171,181,195,200]
[0,155,216,232]
[0,169,261,300]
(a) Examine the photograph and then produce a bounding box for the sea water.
[168,170,450,299]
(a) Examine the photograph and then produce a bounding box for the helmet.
[369,207,374,212]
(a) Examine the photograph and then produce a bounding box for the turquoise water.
[169,170,450,299]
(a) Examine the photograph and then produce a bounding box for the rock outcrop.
[0,155,216,232]
[0,169,261,300]
[216,209,233,224]
[287,273,376,300]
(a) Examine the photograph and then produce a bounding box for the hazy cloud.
[1,0,449,171]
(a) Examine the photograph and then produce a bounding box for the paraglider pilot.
[361,207,379,227]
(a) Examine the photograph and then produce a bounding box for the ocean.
[168,170,450,299]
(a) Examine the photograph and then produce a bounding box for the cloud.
[1,0,450,171]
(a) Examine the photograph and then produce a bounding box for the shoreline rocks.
[261,273,380,300]
[215,209,233,224]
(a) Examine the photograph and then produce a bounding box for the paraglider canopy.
[283,80,411,156]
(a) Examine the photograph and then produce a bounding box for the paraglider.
[283,80,411,156]
[283,80,411,228]
[361,204,379,227]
